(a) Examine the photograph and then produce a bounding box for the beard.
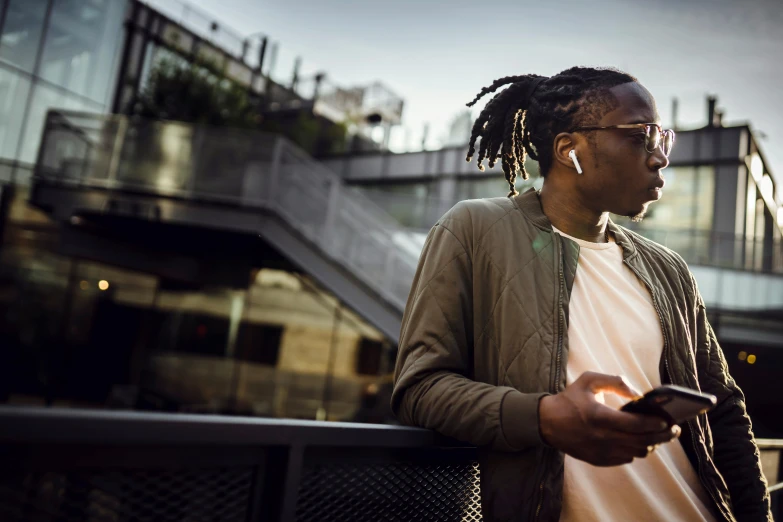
[627,209,647,223]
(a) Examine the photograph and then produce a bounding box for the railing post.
[382,243,396,294]
[322,178,341,253]
[33,112,53,183]
[267,138,285,206]
[186,125,203,197]
[107,116,128,188]
[278,445,304,522]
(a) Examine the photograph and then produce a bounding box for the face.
[573,82,669,221]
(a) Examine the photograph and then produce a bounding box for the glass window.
[0,0,49,73]
[0,65,30,161]
[236,324,282,366]
[358,182,434,229]
[615,166,716,264]
[625,166,716,232]
[456,175,540,201]
[18,82,101,163]
[456,177,505,201]
[38,0,125,105]
[0,160,13,182]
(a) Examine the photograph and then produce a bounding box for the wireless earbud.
[568,149,583,175]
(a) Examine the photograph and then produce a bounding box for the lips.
[648,178,665,200]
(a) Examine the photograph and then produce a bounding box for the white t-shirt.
[552,226,717,522]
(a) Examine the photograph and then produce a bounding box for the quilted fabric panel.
[467,201,559,395]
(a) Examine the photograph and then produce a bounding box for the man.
[391,67,771,521]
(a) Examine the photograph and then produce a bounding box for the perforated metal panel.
[295,460,482,522]
[0,467,253,522]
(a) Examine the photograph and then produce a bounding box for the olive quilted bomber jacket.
[391,189,771,522]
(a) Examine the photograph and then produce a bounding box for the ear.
[552,132,583,173]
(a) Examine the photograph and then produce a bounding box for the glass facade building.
[0,0,126,184]
[0,1,396,424]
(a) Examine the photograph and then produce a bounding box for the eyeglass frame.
[569,123,675,156]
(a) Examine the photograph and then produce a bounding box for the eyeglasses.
[570,123,675,157]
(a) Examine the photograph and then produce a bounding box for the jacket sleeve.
[692,275,772,521]
[391,206,548,452]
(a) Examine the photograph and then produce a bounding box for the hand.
[538,371,681,466]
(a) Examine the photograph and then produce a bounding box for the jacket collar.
[512,187,638,259]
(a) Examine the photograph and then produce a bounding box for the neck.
[539,180,609,243]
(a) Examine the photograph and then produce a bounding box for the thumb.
[578,372,642,400]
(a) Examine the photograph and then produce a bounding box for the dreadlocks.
[465,67,638,197]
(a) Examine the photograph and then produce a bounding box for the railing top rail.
[757,439,783,450]
[4,407,780,450]
[0,406,452,448]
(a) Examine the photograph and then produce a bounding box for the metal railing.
[626,227,783,274]
[758,439,783,521]
[0,407,481,522]
[33,110,419,311]
[0,407,780,521]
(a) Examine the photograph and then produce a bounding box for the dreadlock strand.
[465,74,531,107]
[476,133,490,171]
[467,81,528,170]
[515,114,531,181]
[466,113,490,162]
[513,110,525,169]
[502,154,517,197]
[487,136,503,169]
[501,107,518,165]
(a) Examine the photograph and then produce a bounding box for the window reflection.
[0,66,31,160]
[0,0,49,73]
[37,0,125,105]
[456,174,541,201]
[359,182,435,229]
[616,166,716,264]
[18,82,101,163]
[0,253,394,423]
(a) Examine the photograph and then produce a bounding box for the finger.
[614,425,682,448]
[644,444,658,457]
[623,444,651,459]
[612,439,664,461]
[579,372,642,399]
[641,425,681,445]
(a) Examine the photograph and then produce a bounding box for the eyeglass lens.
[646,125,673,156]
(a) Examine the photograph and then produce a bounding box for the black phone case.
[620,397,677,425]
[620,386,716,425]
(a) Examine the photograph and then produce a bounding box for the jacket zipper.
[624,260,732,522]
[534,236,566,521]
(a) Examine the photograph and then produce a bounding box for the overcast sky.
[188,0,782,182]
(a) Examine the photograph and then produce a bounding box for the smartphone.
[620,385,717,425]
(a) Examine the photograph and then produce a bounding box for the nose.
[648,145,669,171]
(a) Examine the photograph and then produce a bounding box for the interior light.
[747,354,757,365]
[778,208,783,228]
[98,280,110,291]
[79,280,88,290]
[738,351,747,361]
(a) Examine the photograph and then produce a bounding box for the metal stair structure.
[31,111,783,348]
[30,111,419,342]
